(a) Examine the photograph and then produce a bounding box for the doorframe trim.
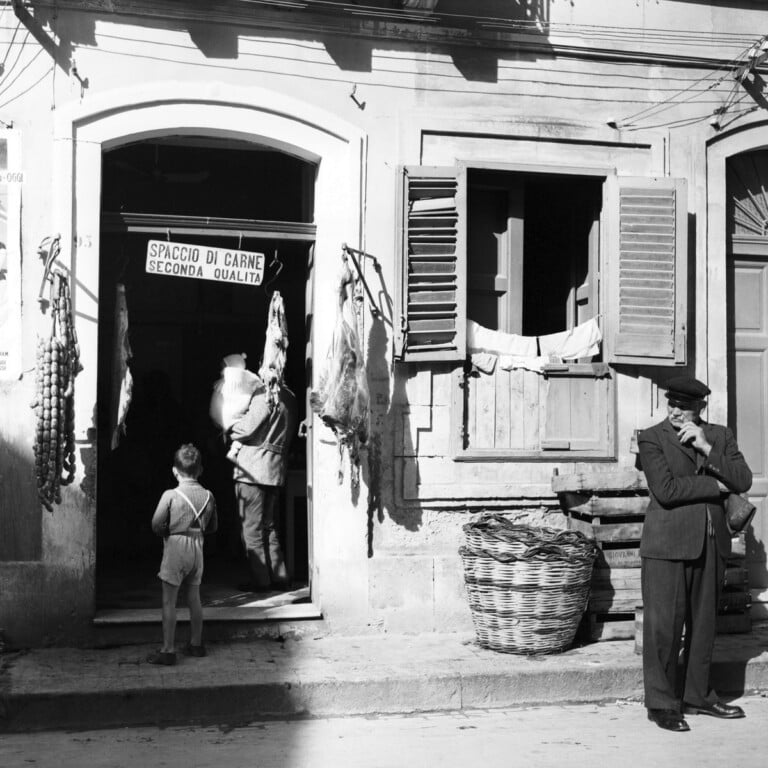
[51,81,367,624]
[706,121,768,426]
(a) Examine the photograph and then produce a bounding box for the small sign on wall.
[145,240,265,286]
[0,131,22,381]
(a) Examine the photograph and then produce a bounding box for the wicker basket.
[461,512,598,654]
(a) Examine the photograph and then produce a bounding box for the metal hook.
[263,249,284,296]
[36,234,62,309]
[238,231,243,250]
[350,83,366,110]
[166,228,171,242]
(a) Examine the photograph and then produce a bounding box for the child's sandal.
[146,650,177,666]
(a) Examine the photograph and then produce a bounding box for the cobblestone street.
[3,694,766,768]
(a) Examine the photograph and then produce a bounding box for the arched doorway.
[725,148,768,603]
[51,83,366,626]
[95,136,314,611]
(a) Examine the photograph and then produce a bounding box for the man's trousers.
[641,531,724,711]
[235,481,288,587]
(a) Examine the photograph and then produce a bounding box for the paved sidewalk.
[1,625,767,733]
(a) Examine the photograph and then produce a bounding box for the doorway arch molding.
[52,83,367,621]
[706,119,768,424]
[52,81,366,440]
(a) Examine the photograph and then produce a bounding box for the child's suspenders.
[174,488,211,532]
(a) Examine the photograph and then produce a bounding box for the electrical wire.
[77,29,744,104]
[614,38,761,128]
[1,2,762,121]
[0,27,30,88]
[0,14,21,74]
[0,44,43,99]
[624,102,759,132]
[233,0,761,45]
[0,62,52,110]
[91,29,750,94]
[11,0,763,48]
[81,43,742,106]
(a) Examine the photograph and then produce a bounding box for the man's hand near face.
[677,420,712,456]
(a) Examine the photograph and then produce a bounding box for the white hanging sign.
[145,240,265,286]
[0,133,23,381]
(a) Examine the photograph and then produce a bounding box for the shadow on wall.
[364,313,390,557]
[347,248,400,556]
[0,424,40,562]
[20,1,553,79]
[386,363,430,535]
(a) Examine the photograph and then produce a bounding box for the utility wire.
[624,102,758,132]
[615,38,760,128]
[0,62,52,111]
[83,31,744,101]
[0,28,30,87]
[0,13,20,73]
[81,43,741,106]
[0,44,42,99]
[7,0,761,48]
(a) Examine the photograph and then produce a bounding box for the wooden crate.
[553,469,648,642]
[555,471,755,641]
[718,532,752,634]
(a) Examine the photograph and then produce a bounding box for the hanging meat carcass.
[310,259,369,487]
[259,290,289,411]
[110,283,133,450]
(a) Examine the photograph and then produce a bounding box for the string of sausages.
[30,271,82,511]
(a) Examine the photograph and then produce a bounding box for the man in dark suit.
[638,376,752,732]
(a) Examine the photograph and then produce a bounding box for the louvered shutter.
[603,176,687,365]
[394,166,467,362]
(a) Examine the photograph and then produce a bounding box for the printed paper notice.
[0,134,22,381]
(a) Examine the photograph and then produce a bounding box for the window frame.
[395,161,688,460]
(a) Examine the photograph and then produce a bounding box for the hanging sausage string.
[30,235,82,511]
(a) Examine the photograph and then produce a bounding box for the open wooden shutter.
[603,176,687,365]
[394,165,466,362]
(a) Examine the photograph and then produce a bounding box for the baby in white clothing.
[209,353,262,463]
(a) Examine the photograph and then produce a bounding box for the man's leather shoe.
[683,701,745,719]
[647,709,690,732]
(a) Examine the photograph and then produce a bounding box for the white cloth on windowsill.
[470,352,498,374]
[538,317,602,360]
[498,355,549,373]
[467,320,537,357]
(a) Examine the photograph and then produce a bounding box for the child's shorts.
[158,533,204,587]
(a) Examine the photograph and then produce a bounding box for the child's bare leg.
[187,583,203,646]
[161,581,180,652]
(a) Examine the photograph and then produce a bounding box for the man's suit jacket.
[229,384,297,487]
[638,419,752,560]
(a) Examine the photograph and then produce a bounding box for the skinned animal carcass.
[310,262,369,487]
[259,291,289,411]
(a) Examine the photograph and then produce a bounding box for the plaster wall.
[0,3,764,643]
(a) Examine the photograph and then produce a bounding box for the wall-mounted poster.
[0,131,22,381]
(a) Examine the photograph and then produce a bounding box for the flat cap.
[664,375,711,406]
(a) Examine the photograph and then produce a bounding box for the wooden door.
[728,247,768,594]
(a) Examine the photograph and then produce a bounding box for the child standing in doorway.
[147,443,218,665]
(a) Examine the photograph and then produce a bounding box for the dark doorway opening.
[96,138,313,615]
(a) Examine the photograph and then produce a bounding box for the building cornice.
[11,0,763,71]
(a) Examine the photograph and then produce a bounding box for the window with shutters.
[395,164,687,459]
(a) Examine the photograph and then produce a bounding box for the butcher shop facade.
[2,1,768,647]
